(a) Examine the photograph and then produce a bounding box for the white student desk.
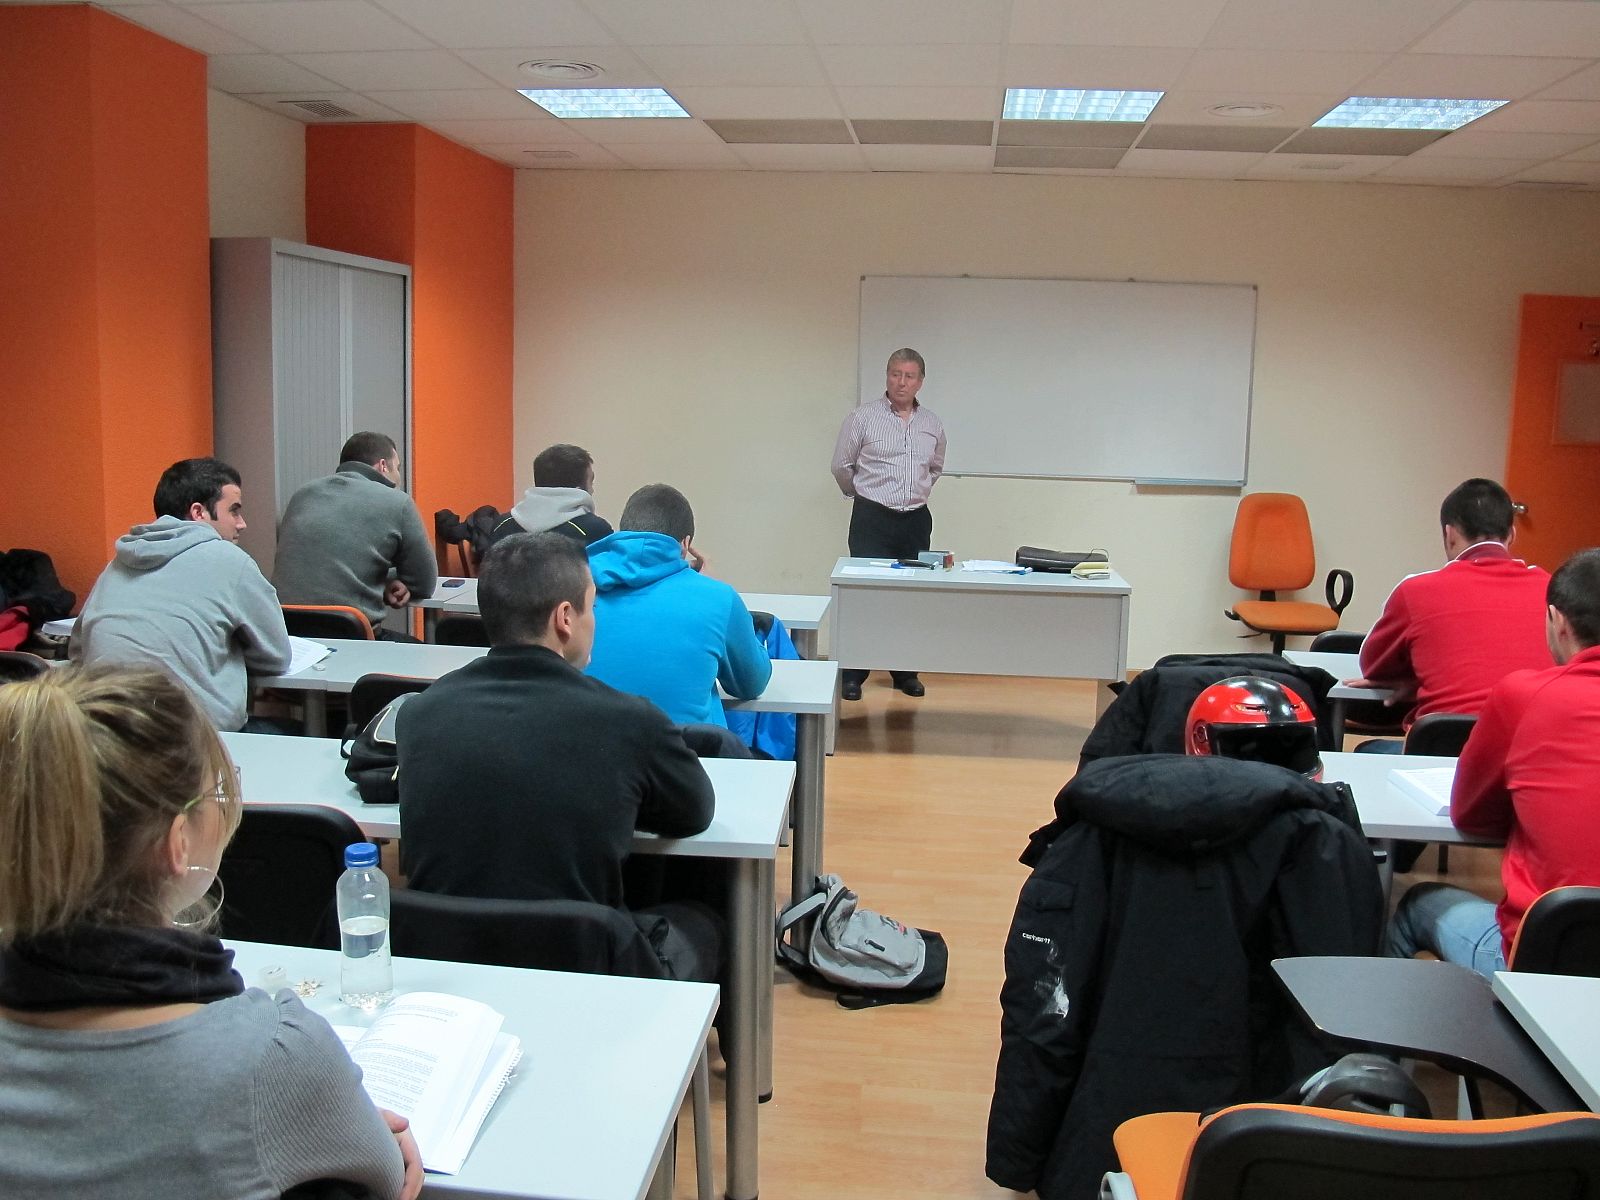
[226,940,717,1200]
[221,731,790,1200]
[1492,972,1600,1111]
[1282,650,1397,743]
[829,557,1131,715]
[255,640,486,736]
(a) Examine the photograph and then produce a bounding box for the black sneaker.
[897,677,925,697]
[841,679,863,701]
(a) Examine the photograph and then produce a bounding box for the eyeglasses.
[184,766,241,813]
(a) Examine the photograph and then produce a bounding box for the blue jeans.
[1356,738,1405,754]
[1386,882,1505,978]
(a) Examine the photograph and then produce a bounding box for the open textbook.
[1391,766,1456,817]
[332,992,521,1175]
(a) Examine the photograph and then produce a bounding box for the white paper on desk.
[1391,767,1455,816]
[285,636,332,675]
[960,559,1029,574]
[837,565,902,577]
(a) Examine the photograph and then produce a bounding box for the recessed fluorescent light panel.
[517,87,689,119]
[1003,89,1163,122]
[1314,96,1507,131]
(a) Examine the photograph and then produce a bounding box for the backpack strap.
[774,886,828,969]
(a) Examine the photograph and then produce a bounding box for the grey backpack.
[776,874,948,1009]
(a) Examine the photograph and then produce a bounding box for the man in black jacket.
[397,531,721,982]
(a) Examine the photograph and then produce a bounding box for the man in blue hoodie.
[72,458,292,731]
[586,484,771,727]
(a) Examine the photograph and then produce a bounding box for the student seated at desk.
[0,667,420,1200]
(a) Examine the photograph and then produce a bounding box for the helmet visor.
[1206,723,1321,776]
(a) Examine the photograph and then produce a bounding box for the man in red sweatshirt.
[1354,478,1549,739]
[1386,548,1600,976]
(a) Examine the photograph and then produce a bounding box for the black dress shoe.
[897,677,925,698]
[841,679,863,701]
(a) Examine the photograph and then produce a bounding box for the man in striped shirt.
[830,347,947,701]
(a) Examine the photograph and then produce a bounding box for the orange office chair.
[1225,492,1353,654]
[280,604,375,641]
[1508,886,1600,977]
[1102,1103,1600,1200]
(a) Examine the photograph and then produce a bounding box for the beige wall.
[514,171,1600,668]
[208,89,304,240]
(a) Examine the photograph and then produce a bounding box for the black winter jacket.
[985,755,1384,1200]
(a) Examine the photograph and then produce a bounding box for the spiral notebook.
[333,992,522,1175]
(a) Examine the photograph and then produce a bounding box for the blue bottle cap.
[344,842,380,869]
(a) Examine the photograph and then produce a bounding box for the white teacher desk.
[1493,972,1600,1111]
[226,940,717,1200]
[829,558,1130,714]
[222,731,789,1200]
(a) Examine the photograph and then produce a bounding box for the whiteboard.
[857,275,1256,485]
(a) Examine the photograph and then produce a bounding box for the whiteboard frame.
[856,273,1257,487]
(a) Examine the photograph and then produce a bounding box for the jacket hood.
[587,530,690,592]
[1047,755,1358,858]
[510,486,593,535]
[113,516,223,571]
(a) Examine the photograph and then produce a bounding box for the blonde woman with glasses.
[0,667,422,1200]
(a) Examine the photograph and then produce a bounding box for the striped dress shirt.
[830,395,947,512]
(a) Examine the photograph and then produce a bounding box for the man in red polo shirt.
[1354,478,1549,740]
[1387,548,1600,976]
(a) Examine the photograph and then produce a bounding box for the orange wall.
[0,5,210,601]
[305,125,514,528]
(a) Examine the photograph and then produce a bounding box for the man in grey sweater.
[72,457,292,731]
[272,431,438,639]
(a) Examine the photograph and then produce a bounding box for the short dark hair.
[153,458,241,521]
[619,484,695,542]
[1549,548,1600,647]
[339,432,397,467]
[532,444,594,490]
[1439,478,1514,542]
[477,532,591,646]
[887,348,926,377]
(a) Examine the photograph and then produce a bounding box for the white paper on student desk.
[1391,767,1456,817]
[333,992,522,1175]
[285,636,332,675]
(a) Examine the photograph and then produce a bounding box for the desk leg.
[759,858,774,1104]
[422,609,439,643]
[727,858,760,1200]
[303,693,328,738]
[790,711,826,926]
[790,629,816,659]
[1375,837,1396,903]
[1330,696,1347,747]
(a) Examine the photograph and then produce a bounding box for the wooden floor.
[672,672,1506,1199]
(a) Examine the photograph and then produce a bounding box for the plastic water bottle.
[337,842,393,1009]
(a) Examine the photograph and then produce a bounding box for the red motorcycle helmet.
[1185,675,1322,778]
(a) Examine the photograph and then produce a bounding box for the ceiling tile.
[1204,0,1460,53]
[705,118,854,144]
[1002,45,1194,90]
[107,5,265,54]
[208,54,340,93]
[286,51,499,92]
[186,2,431,53]
[861,145,995,171]
[670,87,843,119]
[797,0,1011,46]
[818,43,1001,88]
[581,0,806,46]
[1278,127,1444,155]
[1137,124,1294,152]
[1514,160,1600,183]
[424,117,587,145]
[1178,49,1386,93]
[1009,0,1227,48]
[235,91,410,123]
[1118,147,1264,175]
[1473,100,1600,135]
[852,119,994,145]
[1411,1,1600,58]
[994,146,1126,169]
[367,88,544,120]
[836,87,1001,121]
[998,119,1141,148]
[1148,90,1341,126]
[365,0,615,48]
[454,46,660,89]
[570,117,725,145]
[1376,155,1536,180]
[1245,153,1401,179]
[733,143,869,170]
[1536,62,1600,102]
[1416,128,1600,158]
[633,44,827,87]
[607,141,746,168]
[1359,54,1591,100]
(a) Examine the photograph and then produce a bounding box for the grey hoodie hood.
[114,515,224,569]
[510,486,594,535]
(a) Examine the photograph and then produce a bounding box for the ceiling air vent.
[280,100,359,119]
[523,150,578,160]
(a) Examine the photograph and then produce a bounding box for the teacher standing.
[830,347,947,701]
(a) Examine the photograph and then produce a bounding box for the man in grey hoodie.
[72,457,292,732]
[272,432,438,639]
[488,443,613,549]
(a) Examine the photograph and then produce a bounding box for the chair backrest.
[1509,886,1600,976]
[0,650,50,682]
[750,610,775,639]
[677,722,754,759]
[1229,493,1316,593]
[1403,712,1477,757]
[389,889,666,979]
[1181,1104,1600,1200]
[347,673,431,733]
[434,613,490,647]
[281,604,374,641]
[217,804,364,948]
[1309,630,1366,655]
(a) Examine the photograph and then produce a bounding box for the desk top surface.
[829,556,1131,596]
[221,731,793,857]
[418,579,830,629]
[226,940,717,1200]
[1319,751,1488,843]
[1283,650,1395,702]
[1493,971,1600,1111]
